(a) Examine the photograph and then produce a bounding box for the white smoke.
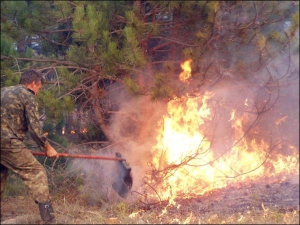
[68,4,299,202]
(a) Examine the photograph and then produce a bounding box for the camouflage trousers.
[1,139,50,203]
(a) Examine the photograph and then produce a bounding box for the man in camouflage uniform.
[1,69,59,223]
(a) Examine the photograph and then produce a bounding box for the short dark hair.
[19,69,45,85]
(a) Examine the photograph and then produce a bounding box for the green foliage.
[37,82,75,142]
[100,33,123,74]
[52,1,74,18]
[125,10,146,37]
[72,3,103,46]
[1,1,298,144]
[73,5,86,41]
[123,26,147,67]
[1,1,55,40]
[2,69,20,86]
[101,30,110,46]
[66,45,92,64]
[63,95,75,112]
[82,121,107,141]
[3,172,28,197]
[124,77,142,95]
[66,45,83,63]
[57,67,82,90]
[108,41,121,60]
[1,1,26,40]
[47,133,69,149]
[86,5,101,44]
[41,117,70,149]
[24,47,34,58]
[38,89,74,124]
[150,73,175,100]
[0,34,18,56]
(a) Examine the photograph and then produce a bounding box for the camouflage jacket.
[1,84,49,149]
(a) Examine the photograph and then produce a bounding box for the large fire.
[144,59,299,204]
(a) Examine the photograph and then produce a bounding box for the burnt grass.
[1,174,299,224]
[150,177,299,215]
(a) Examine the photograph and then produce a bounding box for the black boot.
[38,201,55,223]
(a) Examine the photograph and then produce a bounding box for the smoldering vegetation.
[65,4,299,204]
[66,49,298,204]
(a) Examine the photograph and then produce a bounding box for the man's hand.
[45,143,59,158]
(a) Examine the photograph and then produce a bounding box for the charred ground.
[1,174,298,224]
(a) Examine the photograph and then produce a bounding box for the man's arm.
[23,92,58,158]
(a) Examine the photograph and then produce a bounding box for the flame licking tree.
[141,59,299,205]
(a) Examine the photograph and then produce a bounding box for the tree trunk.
[90,81,115,142]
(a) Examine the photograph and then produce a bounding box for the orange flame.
[179,59,192,82]
[146,59,299,204]
[81,128,88,133]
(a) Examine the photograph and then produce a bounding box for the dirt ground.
[166,176,299,215]
[1,174,299,224]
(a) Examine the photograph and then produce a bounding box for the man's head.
[19,69,45,95]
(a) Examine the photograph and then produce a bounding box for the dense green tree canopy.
[1,1,299,144]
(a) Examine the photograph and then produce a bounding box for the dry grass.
[1,162,299,224]
[1,186,299,224]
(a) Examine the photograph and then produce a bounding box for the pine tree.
[1,1,298,145]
